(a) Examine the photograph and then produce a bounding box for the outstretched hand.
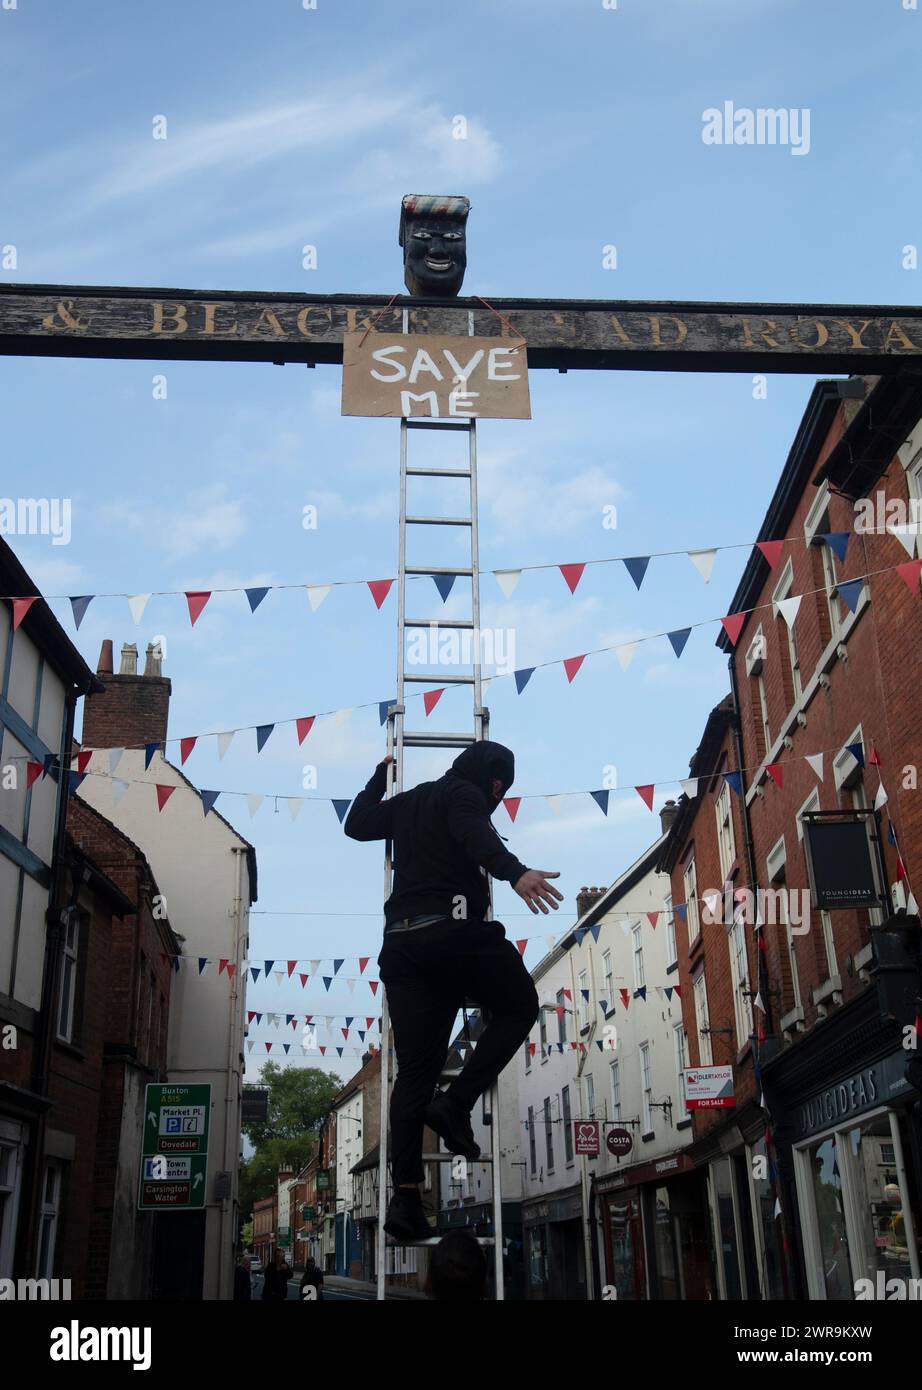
[514,869,563,915]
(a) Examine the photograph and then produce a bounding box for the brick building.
[659,376,922,1301]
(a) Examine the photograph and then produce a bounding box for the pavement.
[250,1272,428,1302]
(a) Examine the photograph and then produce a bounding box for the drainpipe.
[220,847,246,1298]
[727,657,774,1035]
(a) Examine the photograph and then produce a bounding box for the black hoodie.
[343,741,529,925]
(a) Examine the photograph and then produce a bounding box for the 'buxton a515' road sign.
[138,1083,211,1211]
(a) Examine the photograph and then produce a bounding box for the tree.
[243,1061,342,1149]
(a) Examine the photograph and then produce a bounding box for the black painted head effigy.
[399,194,470,297]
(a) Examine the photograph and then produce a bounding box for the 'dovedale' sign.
[340,333,531,419]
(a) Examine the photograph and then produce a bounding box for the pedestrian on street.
[299,1256,324,1302]
[233,1252,252,1301]
[261,1248,292,1301]
[425,1232,487,1301]
[345,741,561,1242]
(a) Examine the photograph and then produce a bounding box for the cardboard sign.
[341,332,531,419]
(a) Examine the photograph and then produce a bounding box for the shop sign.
[606,1128,633,1156]
[794,1051,913,1139]
[684,1064,735,1109]
[802,813,882,909]
[574,1121,600,1155]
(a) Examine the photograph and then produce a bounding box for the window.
[524,1037,532,1071]
[796,789,837,981]
[539,1005,548,1056]
[773,558,802,704]
[900,424,922,556]
[673,1024,689,1115]
[527,1107,536,1175]
[0,1125,24,1278]
[543,1098,554,1171]
[578,970,589,1030]
[728,914,754,1047]
[805,482,844,641]
[556,989,568,1045]
[586,1074,595,1120]
[562,1086,573,1163]
[693,971,712,1065]
[602,949,614,1005]
[715,783,736,881]
[57,910,80,1043]
[609,1061,622,1121]
[640,1044,653,1133]
[664,894,676,966]
[683,856,700,945]
[631,923,645,991]
[745,626,771,756]
[36,1162,62,1279]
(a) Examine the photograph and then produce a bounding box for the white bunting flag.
[887,522,920,558]
[774,595,802,627]
[545,935,557,950]
[754,991,765,1013]
[615,642,638,672]
[273,971,285,987]
[217,731,235,760]
[335,708,353,727]
[907,892,919,917]
[247,794,264,819]
[688,549,716,583]
[246,1041,254,1054]
[287,797,303,822]
[874,782,889,810]
[545,795,563,816]
[494,570,522,599]
[310,960,321,974]
[306,585,331,612]
[112,778,130,805]
[702,890,720,917]
[108,748,124,775]
[128,593,151,625]
[805,753,824,782]
[680,778,698,799]
[345,979,356,994]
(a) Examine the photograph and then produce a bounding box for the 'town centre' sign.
[341,333,531,419]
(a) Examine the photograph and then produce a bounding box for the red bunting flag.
[180,737,197,765]
[896,558,922,592]
[369,981,379,995]
[156,784,176,812]
[11,597,38,631]
[673,984,682,997]
[296,716,316,744]
[897,855,907,883]
[299,974,309,987]
[218,959,228,975]
[563,654,586,683]
[247,1011,256,1023]
[287,961,297,976]
[367,579,394,610]
[646,912,659,929]
[423,688,445,716]
[868,745,882,767]
[26,761,44,789]
[227,963,236,979]
[358,957,370,974]
[185,591,212,626]
[757,540,784,569]
[503,797,521,822]
[635,784,655,811]
[766,763,784,789]
[366,1018,374,1029]
[516,939,528,955]
[76,749,93,774]
[265,1042,272,1053]
[562,988,572,1000]
[721,612,747,646]
[570,1041,578,1050]
[559,563,586,595]
[555,1006,565,1018]
[319,1046,326,1055]
[342,1028,349,1040]
[528,1042,536,1056]
[619,988,630,1011]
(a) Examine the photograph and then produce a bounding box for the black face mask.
[450,741,515,803]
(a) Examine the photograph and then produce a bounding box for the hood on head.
[450,740,515,800]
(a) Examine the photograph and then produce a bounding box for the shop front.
[522,1187,585,1300]
[441,1200,525,1299]
[596,1152,712,1299]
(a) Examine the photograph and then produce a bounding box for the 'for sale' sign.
[684,1065,736,1109]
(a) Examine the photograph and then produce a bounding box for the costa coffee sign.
[606,1128,633,1157]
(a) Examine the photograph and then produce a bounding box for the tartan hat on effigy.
[399,194,471,246]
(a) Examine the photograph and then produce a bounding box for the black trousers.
[378,917,539,1187]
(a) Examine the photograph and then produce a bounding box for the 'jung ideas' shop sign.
[801,812,884,911]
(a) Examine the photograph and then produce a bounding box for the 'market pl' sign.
[341,332,531,419]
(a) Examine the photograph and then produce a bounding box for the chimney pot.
[119,642,138,676]
[144,641,163,677]
[97,640,114,675]
[660,798,680,834]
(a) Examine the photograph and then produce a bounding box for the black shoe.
[384,1190,433,1243]
[424,1091,480,1161]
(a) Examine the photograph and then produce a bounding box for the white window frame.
[602,949,614,1005]
[728,911,754,1048]
[639,1043,653,1133]
[768,834,802,1018]
[683,856,700,946]
[0,1122,24,1279]
[543,1097,554,1172]
[562,1086,573,1164]
[527,1106,537,1175]
[585,1073,595,1120]
[556,988,568,1045]
[578,970,589,1030]
[797,787,837,980]
[631,923,645,991]
[57,910,79,1044]
[36,1160,62,1280]
[715,782,736,882]
[693,970,712,1065]
[664,894,676,966]
[773,557,802,701]
[673,1024,689,1115]
[804,481,843,640]
[609,1060,622,1121]
[899,423,922,557]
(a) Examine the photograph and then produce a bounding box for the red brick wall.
[80,673,171,752]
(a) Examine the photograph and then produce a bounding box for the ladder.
[375,411,505,1301]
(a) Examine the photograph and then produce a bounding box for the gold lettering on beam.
[152,302,189,335]
[836,319,874,349]
[788,319,829,348]
[201,303,238,336]
[607,315,633,344]
[41,299,89,332]
[648,315,688,346]
[344,307,375,336]
[296,306,332,338]
[885,321,917,351]
[252,308,286,338]
[739,318,780,349]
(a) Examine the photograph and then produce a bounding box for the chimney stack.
[144,642,163,677]
[81,637,172,752]
[659,799,679,834]
[576,884,607,919]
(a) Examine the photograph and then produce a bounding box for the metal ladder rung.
[406,565,472,577]
[403,674,475,685]
[406,467,472,478]
[402,730,477,748]
[404,617,474,630]
[405,420,472,432]
[405,515,472,526]
[421,1152,493,1163]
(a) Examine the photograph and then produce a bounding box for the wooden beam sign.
[3,284,922,373]
[341,333,530,419]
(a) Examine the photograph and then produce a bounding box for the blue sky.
[2,0,921,1080]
